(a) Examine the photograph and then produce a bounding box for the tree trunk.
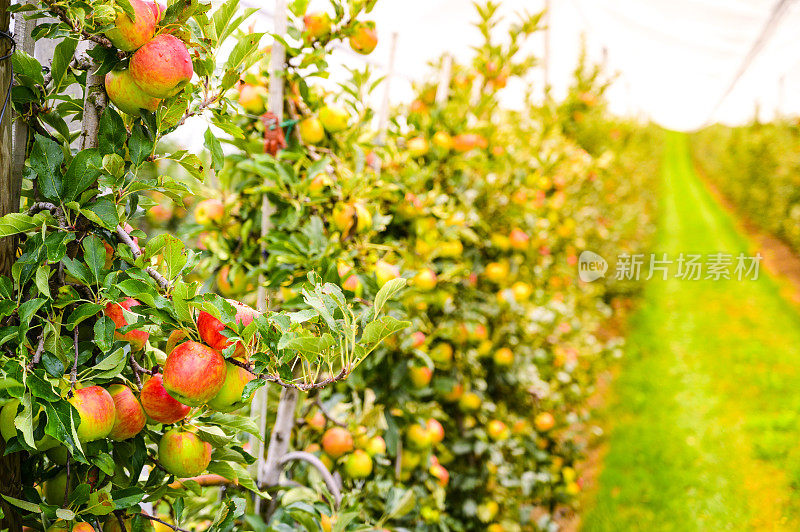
[0,0,24,530]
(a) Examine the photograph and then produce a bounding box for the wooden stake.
[435,53,452,105]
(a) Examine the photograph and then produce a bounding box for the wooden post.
[435,53,452,105]
[376,32,398,146]
[254,0,287,514]
[11,0,33,195]
[0,2,23,530]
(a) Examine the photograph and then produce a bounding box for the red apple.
[194,198,224,226]
[107,384,146,441]
[162,341,227,406]
[158,428,212,478]
[104,0,156,51]
[509,228,530,250]
[321,427,353,458]
[105,69,161,116]
[238,83,267,114]
[349,21,377,54]
[147,0,166,23]
[426,418,445,444]
[206,361,255,412]
[104,297,149,351]
[140,374,190,424]
[487,419,509,440]
[47,521,94,532]
[303,12,332,41]
[197,300,259,354]
[69,386,116,442]
[130,34,193,98]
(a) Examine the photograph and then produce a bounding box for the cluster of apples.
[298,103,350,145]
[103,0,194,117]
[303,421,386,480]
[302,11,377,55]
[405,131,489,158]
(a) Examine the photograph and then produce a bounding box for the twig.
[70,327,79,390]
[314,397,345,427]
[115,225,171,291]
[227,358,350,391]
[29,202,67,229]
[115,512,128,532]
[42,0,115,49]
[140,514,191,532]
[168,474,234,489]
[270,451,342,509]
[26,333,45,370]
[174,94,221,129]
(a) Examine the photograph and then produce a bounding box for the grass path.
[581,131,800,531]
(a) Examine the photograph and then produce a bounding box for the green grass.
[581,131,800,531]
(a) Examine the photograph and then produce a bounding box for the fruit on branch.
[534,411,555,432]
[309,172,334,192]
[107,384,146,441]
[484,261,509,282]
[452,133,483,152]
[206,361,255,412]
[147,0,166,23]
[487,419,509,440]
[458,391,481,412]
[509,228,530,250]
[303,12,332,41]
[47,521,94,532]
[426,418,445,443]
[344,449,373,478]
[374,260,400,287]
[407,136,429,158]
[158,428,212,477]
[321,427,353,458]
[194,198,224,226]
[413,268,437,290]
[43,472,71,506]
[162,341,227,406]
[105,0,157,51]
[408,365,432,388]
[69,386,116,442]
[299,117,325,144]
[432,131,453,150]
[493,347,513,367]
[364,435,386,456]
[165,329,188,355]
[216,265,247,297]
[349,21,377,54]
[400,451,420,471]
[130,34,194,98]
[429,343,452,364]
[410,331,426,349]
[319,104,349,132]
[332,202,371,234]
[237,83,267,114]
[429,458,449,486]
[306,411,325,431]
[0,399,18,441]
[140,374,191,424]
[440,382,463,402]
[197,300,259,354]
[511,281,532,301]
[406,424,432,448]
[104,297,149,351]
[104,69,162,116]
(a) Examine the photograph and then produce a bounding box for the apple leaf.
[360,316,410,353]
[373,278,407,315]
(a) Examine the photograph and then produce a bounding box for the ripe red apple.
[303,12,332,41]
[429,460,449,486]
[162,341,227,406]
[344,449,372,478]
[349,21,377,54]
[197,300,259,355]
[306,411,325,431]
[321,427,353,458]
[105,69,161,116]
[487,419,509,440]
[158,428,212,478]
[130,34,193,98]
[104,297,149,351]
[107,384,146,441]
[194,198,224,226]
[206,361,255,412]
[69,386,116,442]
[140,374,190,424]
[410,331,426,349]
[104,0,156,51]
[408,366,432,388]
[426,418,445,444]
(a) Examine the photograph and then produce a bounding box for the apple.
[374,260,400,287]
[432,131,452,150]
[332,202,371,234]
[400,451,420,470]
[140,374,191,424]
[104,297,149,351]
[487,420,509,441]
[163,341,227,406]
[319,104,349,132]
[104,0,156,51]
[0,399,17,441]
[206,361,255,412]
[306,411,325,431]
[408,366,432,388]
[47,521,94,532]
[147,203,172,223]
[486,525,504,532]
[364,435,386,456]
[349,21,377,54]
[303,12,332,40]
[69,386,116,442]
[321,427,353,458]
[107,384,146,440]
[44,471,70,506]
[197,299,259,354]
[343,449,372,478]
[407,136,429,157]
[216,265,247,297]
[299,116,325,144]
[130,34,194,98]
[194,198,224,226]
[429,343,452,364]
[320,514,333,532]
[308,172,334,192]
[509,228,529,250]
[493,347,513,366]
[534,412,555,432]
[429,460,449,486]
[413,268,437,290]
[147,0,166,23]
[165,329,188,355]
[238,83,267,114]
[105,69,161,116]
[406,424,432,448]
[440,382,463,402]
[102,517,137,532]
[485,263,508,284]
[410,331,426,349]
[426,418,445,444]
[452,133,479,152]
[511,281,532,301]
[458,392,481,412]
[342,274,362,295]
[158,428,212,477]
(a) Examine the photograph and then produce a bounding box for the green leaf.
[99,108,127,156]
[50,37,78,94]
[0,212,50,237]
[63,148,102,201]
[34,265,51,299]
[129,123,154,166]
[92,347,128,375]
[15,391,36,448]
[373,278,406,315]
[30,134,64,201]
[111,487,146,510]
[11,50,44,85]
[83,235,106,283]
[82,197,119,229]
[278,333,335,363]
[145,234,186,279]
[225,33,265,74]
[204,128,224,172]
[1,495,41,513]
[384,487,416,520]
[360,316,410,352]
[66,302,104,330]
